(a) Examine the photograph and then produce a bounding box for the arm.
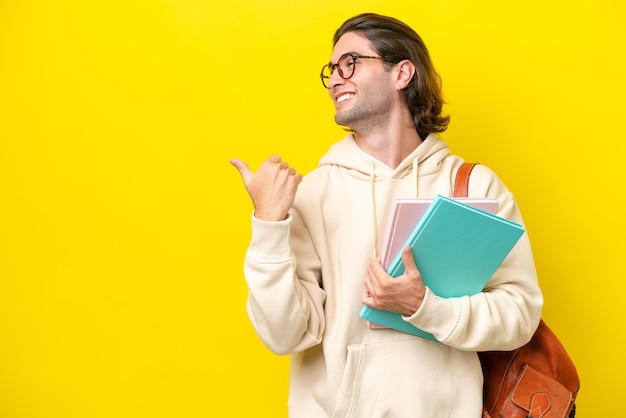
[244,212,326,355]
[231,156,326,355]
[408,228,543,351]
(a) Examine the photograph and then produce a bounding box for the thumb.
[229,158,254,184]
[401,245,418,273]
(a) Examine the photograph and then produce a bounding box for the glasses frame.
[320,53,385,89]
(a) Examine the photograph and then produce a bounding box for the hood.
[318,133,450,182]
[317,133,450,261]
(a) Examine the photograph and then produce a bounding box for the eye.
[341,55,356,69]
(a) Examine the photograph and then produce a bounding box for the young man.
[230,13,542,418]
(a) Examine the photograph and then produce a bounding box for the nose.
[328,70,345,89]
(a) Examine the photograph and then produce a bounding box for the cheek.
[363,79,388,99]
[364,72,393,93]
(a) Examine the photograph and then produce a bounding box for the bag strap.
[453,162,478,198]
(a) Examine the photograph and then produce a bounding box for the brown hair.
[333,13,450,138]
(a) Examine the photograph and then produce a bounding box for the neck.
[353,127,423,169]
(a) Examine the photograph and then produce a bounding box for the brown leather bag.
[454,163,580,418]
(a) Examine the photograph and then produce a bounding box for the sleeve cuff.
[247,211,293,261]
[403,287,464,343]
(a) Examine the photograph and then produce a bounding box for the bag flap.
[511,364,574,417]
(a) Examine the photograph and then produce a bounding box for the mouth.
[336,93,355,104]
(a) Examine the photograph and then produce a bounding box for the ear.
[394,60,416,90]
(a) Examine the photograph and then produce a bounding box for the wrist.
[254,210,289,221]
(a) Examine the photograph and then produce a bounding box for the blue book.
[359,194,525,341]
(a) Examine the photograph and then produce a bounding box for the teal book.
[359,194,525,341]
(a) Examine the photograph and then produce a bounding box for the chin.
[334,113,353,127]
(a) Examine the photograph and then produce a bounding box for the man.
[230,13,542,418]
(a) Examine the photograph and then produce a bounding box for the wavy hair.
[333,13,450,138]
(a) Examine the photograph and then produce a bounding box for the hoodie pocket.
[332,338,483,418]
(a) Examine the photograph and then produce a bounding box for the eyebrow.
[329,51,360,65]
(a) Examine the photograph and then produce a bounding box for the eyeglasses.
[320,53,385,89]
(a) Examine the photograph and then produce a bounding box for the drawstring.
[412,156,419,197]
[369,157,419,260]
[369,161,378,260]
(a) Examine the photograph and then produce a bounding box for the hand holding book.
[360,195,525,340]
[363,245,427,317]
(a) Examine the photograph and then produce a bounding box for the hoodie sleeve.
[403,164,543,351]
[243,211,326,355]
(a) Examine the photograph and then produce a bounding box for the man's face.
[327,32,397,131]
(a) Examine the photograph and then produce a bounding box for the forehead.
[330,32,376,62]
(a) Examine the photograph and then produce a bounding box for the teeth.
[337,93,354,103]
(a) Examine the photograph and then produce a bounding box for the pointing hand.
[230,155,303,221]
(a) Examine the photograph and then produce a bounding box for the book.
[380,197,499,269]
[368,196,499,330]
[360,194,525,341]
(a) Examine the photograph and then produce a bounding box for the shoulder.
[292,164,335,207]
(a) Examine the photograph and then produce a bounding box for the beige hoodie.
[243,134,543,417]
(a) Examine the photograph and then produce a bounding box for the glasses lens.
[320,55,358,88]
[338,55,356,79]
[321,65,332,88]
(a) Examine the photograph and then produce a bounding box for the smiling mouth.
[336,93,355,103]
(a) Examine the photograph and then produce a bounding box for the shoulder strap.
[453,162,478,198]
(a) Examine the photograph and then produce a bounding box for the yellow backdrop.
[0,0,624,416]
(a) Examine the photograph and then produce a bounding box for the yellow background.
[0,0,624,416]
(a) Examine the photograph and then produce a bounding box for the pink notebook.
[368,197,499,329]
